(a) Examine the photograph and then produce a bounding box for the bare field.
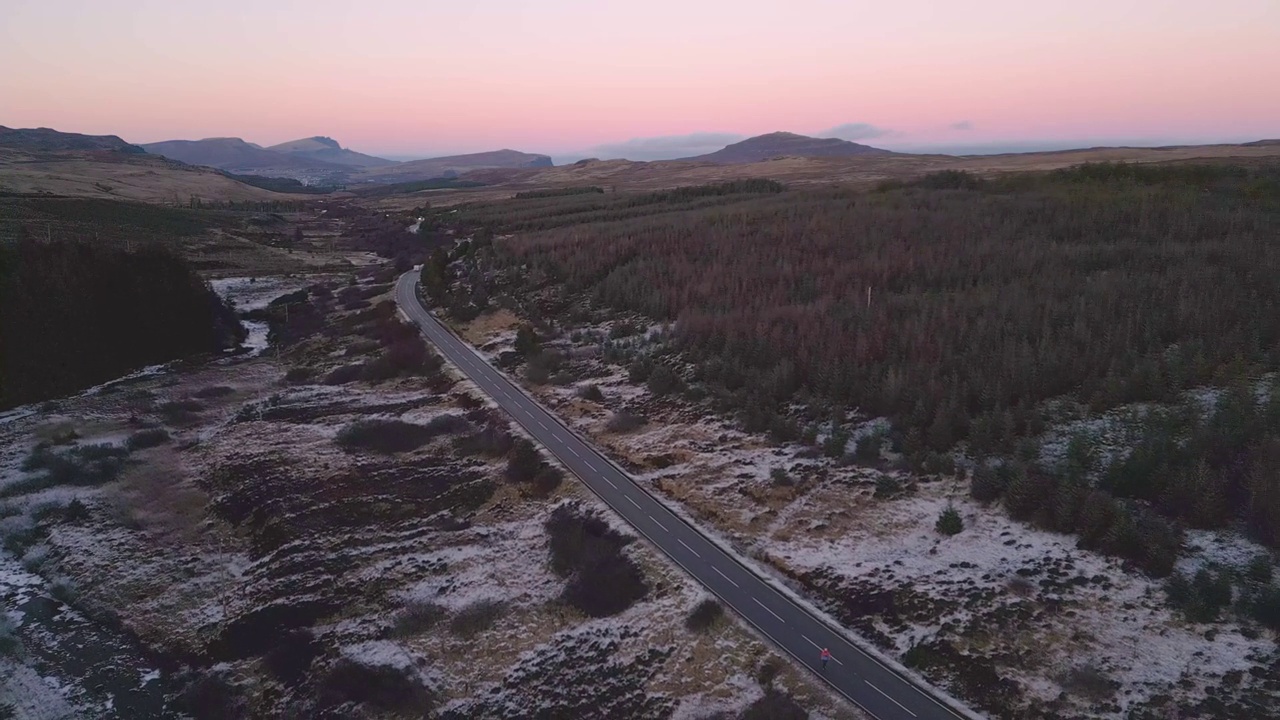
[452,309,1280,720]
[370,142,1280,210]
[0,149,313,203]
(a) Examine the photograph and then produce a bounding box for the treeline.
[0,196,213,245]
[447,162,1280,569]
[428,179,788,235]
[220,172,338,195]
[0,240,244,409]
[514,186,604,200]
[487,163,1280,455]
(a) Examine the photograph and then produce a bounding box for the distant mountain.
[355,149,553,183]
[0,126,145,154]
[139,137,347,173]
[682,131,893,164]
[1244,139,1280,147]
[266,136,396,168]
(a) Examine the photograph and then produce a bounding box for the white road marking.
[604,478,617,488]
[584,460,598,472]
[648,514,669,532]
[799,635,843,665]
[712,565,739,588]
[569,447,581,458]
[626,496,641,509]
[752,597,785,623]
[537,420,548,430]
[866,681,917,717]
[677,538,701,558]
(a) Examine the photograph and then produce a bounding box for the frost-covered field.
[453,311,1280,719]
[0,274,855,719]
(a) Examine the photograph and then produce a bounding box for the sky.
[2,0,1278,161]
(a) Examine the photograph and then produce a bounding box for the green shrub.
[685,598,724,632]
[126,428,171,450]
[388,601,448,638]
[448,599,507,638]
[577,384,604,402]
[936,505,964,535]
[335,420,435,454]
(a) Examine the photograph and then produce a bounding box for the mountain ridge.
[681,131,894,164]
[266,136,396,168]
[0,126,146,154]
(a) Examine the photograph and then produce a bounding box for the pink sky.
[2,0,1277,158]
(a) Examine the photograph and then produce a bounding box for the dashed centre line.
[676,538,701,558]
[648,514,669,532]
[867,680,917,717]
[752,594,783,622]
[712,565,739,588]
[626,496,641,509]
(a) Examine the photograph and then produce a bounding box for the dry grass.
[457,309,521,345]
[0,149,312,203]
[369,142,1280,211]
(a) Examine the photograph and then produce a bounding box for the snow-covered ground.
[451,309,1280,719]
[0,281,857,719]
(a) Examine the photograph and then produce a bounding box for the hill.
[681,131,894,164]
[355,149,553,183]
[266,136,396,168]
[0,126,145,154]
[140,137,348,173]
[0,127,315,203]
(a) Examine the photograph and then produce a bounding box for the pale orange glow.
[1,0,1277,157]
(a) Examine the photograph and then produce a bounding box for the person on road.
[820,647,831,670]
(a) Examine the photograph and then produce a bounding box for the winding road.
[395,272,974,720]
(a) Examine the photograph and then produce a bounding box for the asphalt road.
[396,272,971,720]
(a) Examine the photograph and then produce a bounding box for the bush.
[418,414,465,436]
[262,629,321,687]
[528,466,565,497]
[158,399,203,424]
[284,367,315,384]
[606,411,646,433]
[685,598,724,632]
[741,689,809,720]
[970,463,1004,502]
[4,444,131,497]
[854,433,882,464]
[192,385,235,399]
[388,601,448,638]
[545,503,633,576]
[506,438,545,483]
[335,419,435,454]
[1166,567,1234,623]
[577,384,605,402]
[323,363,366,385]
[545,503,648,616]
[1246,554,1274,585]
[318,658,437,714]
[873,475,902,499]
[176,672,246,720]
[560,555,649,617]
[823,426,849,458]
[628,358,653,384]
[754,657,782,688]
[448,599,507,638]
[126,428,171,451]
[453,424,514,457]
[936,505,964,535]
[647,365,682,396]
[0,614,21,657]
[769,467,794,487]
[1059,664,1117,701]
